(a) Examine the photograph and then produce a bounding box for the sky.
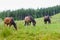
[0,0,60,11]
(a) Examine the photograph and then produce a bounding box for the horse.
[4,17,17,30]
[24,16,36,26]
[44,15,51,24]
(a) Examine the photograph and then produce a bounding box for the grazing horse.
[4,17,17,30]
[44,15,51,24]
[24,16,36,26]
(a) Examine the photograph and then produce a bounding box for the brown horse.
[4,17,17,30]
[24,16,36,26]
[44,15,51,24]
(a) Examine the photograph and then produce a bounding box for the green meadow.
[0,13,60,40]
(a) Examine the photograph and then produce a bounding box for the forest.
[0,5,60,20]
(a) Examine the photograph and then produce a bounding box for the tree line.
[0,5,60,20]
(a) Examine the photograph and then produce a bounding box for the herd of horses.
[4,15,51,30]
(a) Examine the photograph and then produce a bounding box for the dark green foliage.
[0,5,60,20]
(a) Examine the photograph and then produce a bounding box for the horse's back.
[44,16,49,19]
[4,17,13,24]
[25,16,31,22]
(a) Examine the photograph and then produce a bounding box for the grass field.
[0,13,60,40]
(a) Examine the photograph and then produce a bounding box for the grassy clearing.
[0,13,60,40]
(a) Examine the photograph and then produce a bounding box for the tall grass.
[0,13,60,40]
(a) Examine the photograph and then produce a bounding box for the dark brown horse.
[24,16,36,26]
[44,15,51,24]
[4,17,17,30]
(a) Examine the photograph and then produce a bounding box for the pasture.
[0,13,60,40]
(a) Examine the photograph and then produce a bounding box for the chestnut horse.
[44,15,51,24]
[4,17,17,30]
[24,16,36,26]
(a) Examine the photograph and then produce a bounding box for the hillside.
[0,13,60,40]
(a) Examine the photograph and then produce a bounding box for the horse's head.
[31,19,36,26]
[13,22,17,30]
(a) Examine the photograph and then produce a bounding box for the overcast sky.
[0,0,60,11]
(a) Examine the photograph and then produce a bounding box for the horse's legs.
[9,24,11,27]
[4,22,8,27]
[44,20,47,24]
[24,21,27,26]
[26,22,29,26]
[27,21,31,25]
[48,19,51,24]
[24,21,29,26]
[6,24,9,26]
